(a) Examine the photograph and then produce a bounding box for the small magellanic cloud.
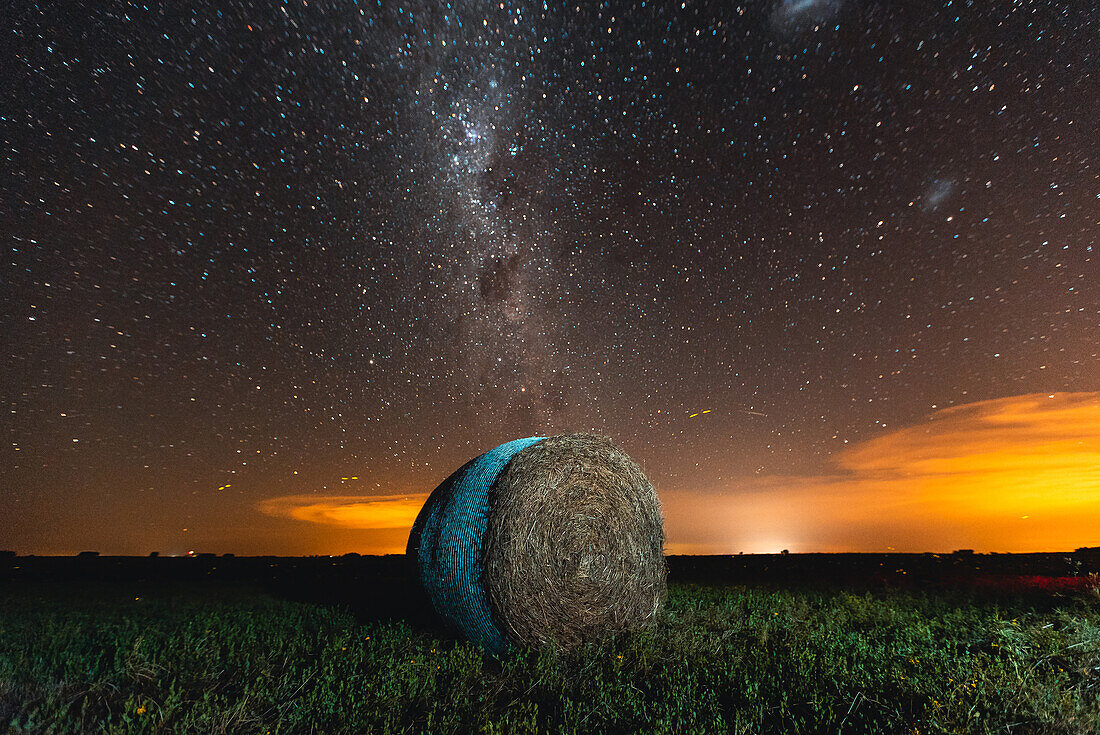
[257,493,428,530]
[664,392,1100,554]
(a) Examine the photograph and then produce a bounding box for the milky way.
[404,5,566,419]
[2,0,1097,554]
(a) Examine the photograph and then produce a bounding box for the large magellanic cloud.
[771,0,845,34]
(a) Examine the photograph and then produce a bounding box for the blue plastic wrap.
[406,436,545,654]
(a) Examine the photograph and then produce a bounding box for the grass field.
[2,581,1099,734]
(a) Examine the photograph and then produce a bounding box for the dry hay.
[483,434,666,649]
[407,433,665,653]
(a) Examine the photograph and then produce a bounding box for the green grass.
[1,583,1098,734]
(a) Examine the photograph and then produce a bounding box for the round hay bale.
[406,434,665,653]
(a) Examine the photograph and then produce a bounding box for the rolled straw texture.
[407,434,666,654]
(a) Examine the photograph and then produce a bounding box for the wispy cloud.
[257,493,428,530]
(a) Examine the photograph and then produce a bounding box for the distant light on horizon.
[663,392,1100,555]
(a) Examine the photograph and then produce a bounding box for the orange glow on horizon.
[258,392,1100,555]
[258,494,428,531]
[665,391,1100,554]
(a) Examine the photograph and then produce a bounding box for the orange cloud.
[258,393,1100,555]
[257,493,429,530]
[665,392,1100,554]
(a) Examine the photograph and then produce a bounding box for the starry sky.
[3,0,1097,556]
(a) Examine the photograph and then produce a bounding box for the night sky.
[4,0,1097,556]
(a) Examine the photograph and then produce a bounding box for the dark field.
[1,554,1099,734]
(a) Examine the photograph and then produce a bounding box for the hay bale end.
[407,434,666,653]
